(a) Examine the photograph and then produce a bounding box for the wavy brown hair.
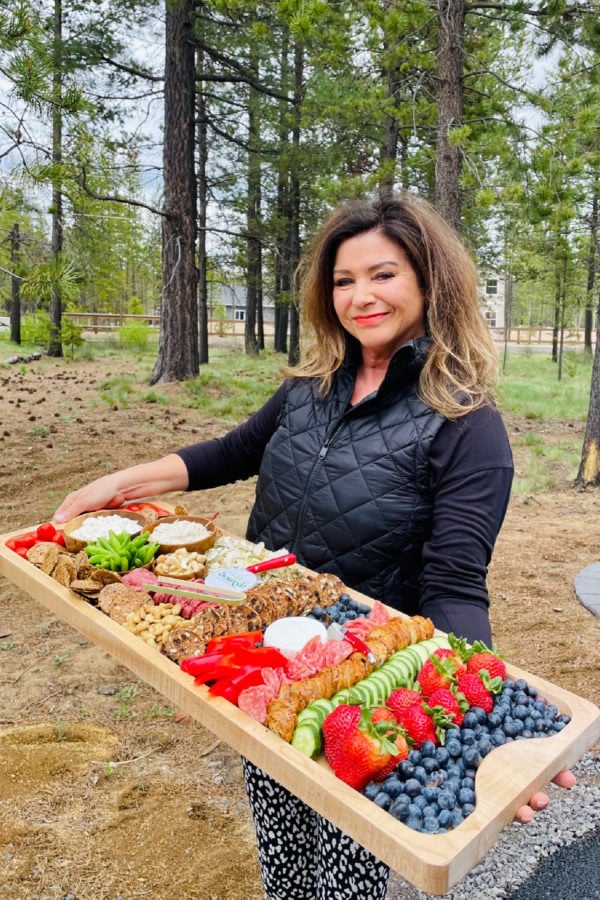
[290,193,499,418]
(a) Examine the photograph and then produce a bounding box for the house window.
[486,279,498,295]
[484,309,496,327]
[234,309,245,321]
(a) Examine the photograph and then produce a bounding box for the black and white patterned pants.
[242,758,390,900]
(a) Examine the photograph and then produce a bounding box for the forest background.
[1,0,600,467]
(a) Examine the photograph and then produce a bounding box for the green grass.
[496,351,591,493]
[496,351,591,422]
[182,347,286,421]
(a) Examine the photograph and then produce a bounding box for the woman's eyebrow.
[333,259,399,274]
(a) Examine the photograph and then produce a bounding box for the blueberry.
[438,808,452,827]
[476,738,493,758]
[397,760,415,779]
[462,711,480,730]
[311,606,324,619]
[445,739,462,758]
[404,778,423,798]
[461,776,475,791]
[545,704,559,721]
[390,795,410,821]
[461,802,476,817]
[364,782,381,800]
[437,790,456,810]
[513,704,530,720]
[445,727,461,743]
[486,711,503,729]
[503,720,518,738]
[405,816,423,832]
[490,730,507,747]
[422,803,440,818]
[420,740,437,758]
[457,787,476,806]
[423,785,440,803]
[412,766,427,784]
[462,747,481,768]
[435,746,450,766]
[460,728,476,746]
[423,757,440,774]
[374,791,391,810]
[380,776,404,798]
[413,795,429,811]
[451,807,464,827]
[423,816,441,833]
[409,749,422,765]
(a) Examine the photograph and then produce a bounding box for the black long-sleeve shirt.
[177,384,513,644]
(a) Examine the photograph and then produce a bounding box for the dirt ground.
[0,351,599,900]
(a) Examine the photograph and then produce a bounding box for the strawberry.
[425,686,468,728]
[323,706,408,791]
[386,687,422,719]
[321,704,362,765]
[396,704,438,748]
[416,650,465,698]
[450,635,507,681]
[456,670,503,714]
[466,651,507,681]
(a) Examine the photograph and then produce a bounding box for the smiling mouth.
[353,313,388,326]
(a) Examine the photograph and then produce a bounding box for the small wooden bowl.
[143,515,217,555]
[62,509,146,553]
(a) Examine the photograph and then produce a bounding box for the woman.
[55,193,574,899]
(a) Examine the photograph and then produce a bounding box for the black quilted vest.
[246,337,445,615]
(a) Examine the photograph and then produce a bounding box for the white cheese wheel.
[262,617,327,659]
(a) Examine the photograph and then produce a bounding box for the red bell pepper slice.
[180,652,226,680]
[208,665,266,702]
[225,645,287,668]
[205,631,263,654]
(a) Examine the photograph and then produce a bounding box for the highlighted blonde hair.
[291,193,499,419]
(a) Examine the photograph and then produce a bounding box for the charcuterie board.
[1,526,599,895]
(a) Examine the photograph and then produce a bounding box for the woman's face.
[332,229,426,362]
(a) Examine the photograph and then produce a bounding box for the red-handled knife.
[326,620,376,665]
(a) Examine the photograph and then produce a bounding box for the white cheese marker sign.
[204,552,297,592]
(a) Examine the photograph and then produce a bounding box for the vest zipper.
[293,413,353,545]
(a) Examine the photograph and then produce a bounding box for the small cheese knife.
[326,620,376,664]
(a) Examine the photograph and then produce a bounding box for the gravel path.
[386,751,600,900]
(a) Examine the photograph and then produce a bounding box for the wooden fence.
[64,315,592,348]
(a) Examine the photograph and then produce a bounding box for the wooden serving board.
[1,528,600,895]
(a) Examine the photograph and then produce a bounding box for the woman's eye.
[333,277,353,288]
[374,271,394,281]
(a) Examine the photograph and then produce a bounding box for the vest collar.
[341,336,430,396]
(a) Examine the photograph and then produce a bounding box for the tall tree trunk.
[287,42,303,367]
[10,223,21,345]
[48,0,63,358]
[197,44,209,365]
[435,0,465,232]
[151,0,199,384]
[379,1,401,200]
[576,285,600,487]
[273,27,291,354]
[584,191,598,357]
[245,50,261,357]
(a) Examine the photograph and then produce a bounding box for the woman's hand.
[53,455,190,524]
[515,769,576,823]
[53,474,130,523]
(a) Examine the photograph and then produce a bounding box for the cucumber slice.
[296,707,323,728]
[310,697,335,718]
[291,722,322,758]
